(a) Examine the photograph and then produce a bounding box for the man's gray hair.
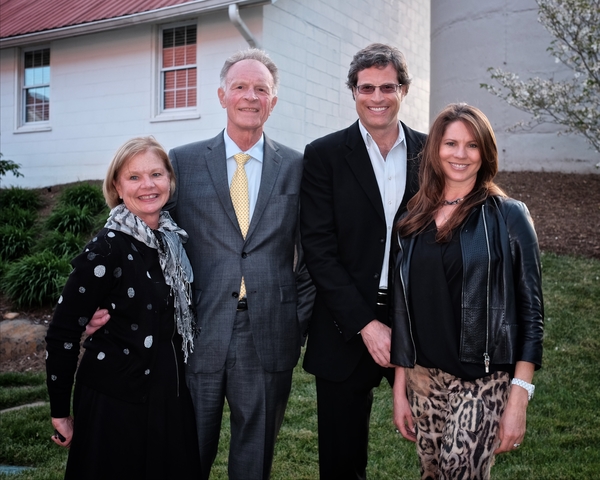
[220,48,279,94]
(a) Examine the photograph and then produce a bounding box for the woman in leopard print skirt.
[391,104,543,480]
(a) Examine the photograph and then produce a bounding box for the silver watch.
[511,378,535,401]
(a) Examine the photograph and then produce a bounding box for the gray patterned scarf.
[104,204,196,362]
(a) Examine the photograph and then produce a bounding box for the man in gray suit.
[166,49,310,480]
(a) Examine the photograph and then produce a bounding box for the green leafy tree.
[0,153,23,185]
[481,0,600,163]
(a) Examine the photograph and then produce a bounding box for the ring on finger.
[513,443,521,448]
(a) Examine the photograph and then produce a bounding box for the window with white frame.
[23,48,50,123]
[161,24,197,110]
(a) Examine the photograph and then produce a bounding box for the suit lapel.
[344,122,386,222]
[205,132,241,233]
[402,121,424,204]
[246,135,281,241]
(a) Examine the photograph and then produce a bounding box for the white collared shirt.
[224,130,264,221]
[358,120,408,290]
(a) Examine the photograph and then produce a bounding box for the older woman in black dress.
[391,104,544,479]
[46,137,200,479]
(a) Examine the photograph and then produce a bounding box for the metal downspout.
[228,4,261,48]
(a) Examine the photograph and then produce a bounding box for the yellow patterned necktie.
[231,153,251,299]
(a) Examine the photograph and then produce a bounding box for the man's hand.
[86,309,110,336]
[360,319,392,367]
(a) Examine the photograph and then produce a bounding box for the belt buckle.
[376,289,388,306]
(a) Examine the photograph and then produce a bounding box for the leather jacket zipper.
[481,205,492,373]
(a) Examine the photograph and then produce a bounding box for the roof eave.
[0,0,274,49]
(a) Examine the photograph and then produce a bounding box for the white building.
[0,0,430,188]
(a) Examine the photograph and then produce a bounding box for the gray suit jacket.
[167,131,309,373]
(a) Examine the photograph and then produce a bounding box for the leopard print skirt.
[405,364,510,480]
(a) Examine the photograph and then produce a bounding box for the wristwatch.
[511,378,535,401]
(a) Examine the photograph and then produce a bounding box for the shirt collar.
[358,120,406,151]
[223,129,264,163]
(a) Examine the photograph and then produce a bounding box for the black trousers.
[315,303,394,480]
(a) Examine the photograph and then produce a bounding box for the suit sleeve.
[164,148,180,217]
[300,142,377,340]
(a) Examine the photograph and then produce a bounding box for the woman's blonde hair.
[103,136,176,209]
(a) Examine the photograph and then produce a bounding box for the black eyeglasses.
[354,83,402,95]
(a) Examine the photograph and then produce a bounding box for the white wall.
[430,0,598,173]
[0,0,431,188]
[263,0,431,150]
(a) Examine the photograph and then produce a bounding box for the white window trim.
[15,45,52,132]
[150,21,201,123]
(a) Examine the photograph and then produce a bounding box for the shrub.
[90,205,110,233]
[45,204,95,235]
[58,183,105,215]
[0,186,41,211]
[1,251,71,307]
[0,225,34,261]
[0,206,37,229]
[34,230,86,259]
[0,257,6,280]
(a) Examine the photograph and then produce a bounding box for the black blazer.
[300,120,426,381]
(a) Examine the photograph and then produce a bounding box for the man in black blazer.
[300,43,427,479]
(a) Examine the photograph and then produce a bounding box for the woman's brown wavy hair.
[396,103,505,242]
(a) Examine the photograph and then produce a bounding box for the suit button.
[380,238,385,243]
[232,292,239,298]
[242,252,248,258]
[374,273,380,279]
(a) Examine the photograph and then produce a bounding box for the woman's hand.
[51,416,74,448]
[494,361,534,454]
[393,367,417,442]
[494,387,528,453]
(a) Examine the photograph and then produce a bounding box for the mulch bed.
[495,171,600,260]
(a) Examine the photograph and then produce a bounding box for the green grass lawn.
[1,252,599,479]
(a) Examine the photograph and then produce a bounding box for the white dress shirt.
[358,120,407,290]
[223,130,264,221]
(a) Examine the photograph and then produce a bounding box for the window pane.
[175,70,186,89]
[188,88,197,107]
[163,29,174,49]
[174,45,186,67]
[186,25,197,44]
[163,47,174,68]
[185,44,196,64]
[164,90,175,110]
[164,71,175,90]
[174,26,186,46]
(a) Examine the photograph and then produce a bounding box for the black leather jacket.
[390,196,544,371]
